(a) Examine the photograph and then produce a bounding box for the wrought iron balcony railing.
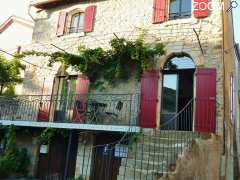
[0,94,140,126]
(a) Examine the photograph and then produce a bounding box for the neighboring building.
[0,15,34,54]
[0,15,34,95]
[0,0,238,179]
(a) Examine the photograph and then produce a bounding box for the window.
[169,0,191,20]
[69,12,84,34]
[164,55,195,70]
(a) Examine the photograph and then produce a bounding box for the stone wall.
[19,0,224,132]
[75,133,95,179]
[160,134,223,180]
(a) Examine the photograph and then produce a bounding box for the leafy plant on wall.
[37,128,69,145]
[20,36,165,89]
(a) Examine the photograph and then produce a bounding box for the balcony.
[0,94,140,132]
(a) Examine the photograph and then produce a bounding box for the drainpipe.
[221,0,226,156]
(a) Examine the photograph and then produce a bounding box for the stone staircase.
[117,130,198,180]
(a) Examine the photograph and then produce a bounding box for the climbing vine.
[37,128,69,145]
[20,37,165,88]
[128,132,143,150]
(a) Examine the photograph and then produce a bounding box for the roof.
[0,15,34,33]
[31,0,85,9]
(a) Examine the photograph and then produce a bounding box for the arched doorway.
[160,54,195,131]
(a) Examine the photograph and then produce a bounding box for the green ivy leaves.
[21,37,165,89]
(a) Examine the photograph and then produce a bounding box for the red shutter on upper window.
[72,75,89,123]
[152,0,166,23]
[56,11,67,36]
[83,5,96,33]
[140,70,159,128]
[194,68,216,133]
[193,0,209,18]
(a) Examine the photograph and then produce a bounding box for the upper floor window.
[169,0,192,20]
[69,12,84,34]
[56,6,96,37]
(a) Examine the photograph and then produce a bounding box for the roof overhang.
[31,0,84,9]
[0,16,34,33]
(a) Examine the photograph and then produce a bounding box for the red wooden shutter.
[194,68,216,133]
[140,70,159,128]
[57,11,67,36]
[72,75,89,122]
[56,11,67,36]
[83,6,96,33]
[193,0,209,18]
[152,0,166,23]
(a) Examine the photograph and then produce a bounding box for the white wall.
[0,22,33,53]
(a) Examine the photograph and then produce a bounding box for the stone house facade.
[0,0,238,179]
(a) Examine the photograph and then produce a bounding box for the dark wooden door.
[91,133,122,180]
[194,68,216,132]
[37,132,78,179]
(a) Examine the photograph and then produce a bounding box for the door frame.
[160,68,195,130]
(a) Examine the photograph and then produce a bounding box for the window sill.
[61,32,85,39]
[163,17,198,27]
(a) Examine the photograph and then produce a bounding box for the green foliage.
[21,37,165,89]
[128,132,143,150]
[0,55,24,95]
[0,125,30,178]
[2,84,16,97]
[37,128,55,145]
[69,175,84,180]
[37,128,69,145]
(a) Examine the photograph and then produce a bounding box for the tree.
[0,55,24,95]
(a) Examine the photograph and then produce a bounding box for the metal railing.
[160,99,194,131]
[31,99,200,180]
[72,100,199,180]
[168,11,191,20]
[0,94,140,126]
[68,26,84,34]
[117,99,199,179]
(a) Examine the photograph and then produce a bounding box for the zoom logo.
[193,1,238,11]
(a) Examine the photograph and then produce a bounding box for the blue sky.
[233,0,240,43]
[0,1,31,23]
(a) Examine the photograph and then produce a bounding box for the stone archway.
[160,53,195,131]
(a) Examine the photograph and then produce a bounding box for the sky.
[233,0,240,43]
[0,0,31,23]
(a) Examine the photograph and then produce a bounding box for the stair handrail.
[160,98,194,128]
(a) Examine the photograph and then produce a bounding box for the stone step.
[126,151,180,165]
[121,158,167,170]
[118,166,163,180]
[129,142,187,153]
[139,136,192,144]
[117,175,135,180]
[127,151,168,161]
[143,130,198,138]
[117,174,154,180]
[121,153,179,166]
